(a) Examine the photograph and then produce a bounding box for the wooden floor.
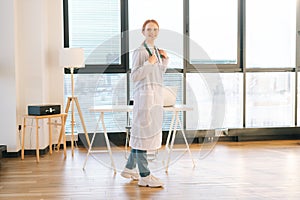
[1,140,300,200]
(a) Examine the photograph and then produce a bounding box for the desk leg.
[21,117,26,160]
[48,118,52,155]
[165,113,176,149]
[163,112,175,166]
[55,129,62,152]
[100,112,116,174]
[83,112,102,170]
[176,113,195,167]
[166,112,179,172]
[61,115,67,158]
[36,119,40,163]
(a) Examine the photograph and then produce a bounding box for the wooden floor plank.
[1,140,300,199]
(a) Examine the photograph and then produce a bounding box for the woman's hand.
[148,54,157,64]
[159,49,168,59]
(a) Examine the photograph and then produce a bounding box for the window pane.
[186,73,242,129]
[246,73,295,127]
[64,74,127,133]
[128,0,183,69]
[190,0,238,64]
[68,0,121,64]
[220,73,243,128]
[246,0,296,68]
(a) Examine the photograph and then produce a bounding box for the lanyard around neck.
[143,41,163,59]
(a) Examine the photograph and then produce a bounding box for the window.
[68,0,121,65]
[186,73,242,129]
[64,74,127,133]
[189,0,238,65]
[66,0,123,133]
[246,0,296,68]
[246,72,295,127]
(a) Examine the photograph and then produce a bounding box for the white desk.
[83,105,132,173]
[83,105,194,173]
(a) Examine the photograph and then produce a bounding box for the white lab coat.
[130,44,169,151]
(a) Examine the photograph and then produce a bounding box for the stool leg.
[48,118,52,155]
[55,115,66,152]
[21,117,26,160]
[62,115,67,158]
[36,119,40,163]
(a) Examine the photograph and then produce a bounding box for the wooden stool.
[21,113,67,162]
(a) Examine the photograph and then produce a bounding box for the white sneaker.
[121,168,139,180]
[138,174,163,188]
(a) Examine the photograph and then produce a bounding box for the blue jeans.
[125,149,150,177]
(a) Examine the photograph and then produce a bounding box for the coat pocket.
[138,91,154,127]
[139,91,154,110]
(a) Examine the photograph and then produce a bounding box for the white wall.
[0,0,64,152]
[297,0,300,68]
[0,0,18,151]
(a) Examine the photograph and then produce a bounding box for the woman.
[121,19,169,188]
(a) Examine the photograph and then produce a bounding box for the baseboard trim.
[77,127,300,147]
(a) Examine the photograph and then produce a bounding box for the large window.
[64,0,300,135]
[246,0,296,68]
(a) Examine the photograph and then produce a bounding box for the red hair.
[142,19,159,31]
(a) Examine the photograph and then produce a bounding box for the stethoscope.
[143,41,163,62]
